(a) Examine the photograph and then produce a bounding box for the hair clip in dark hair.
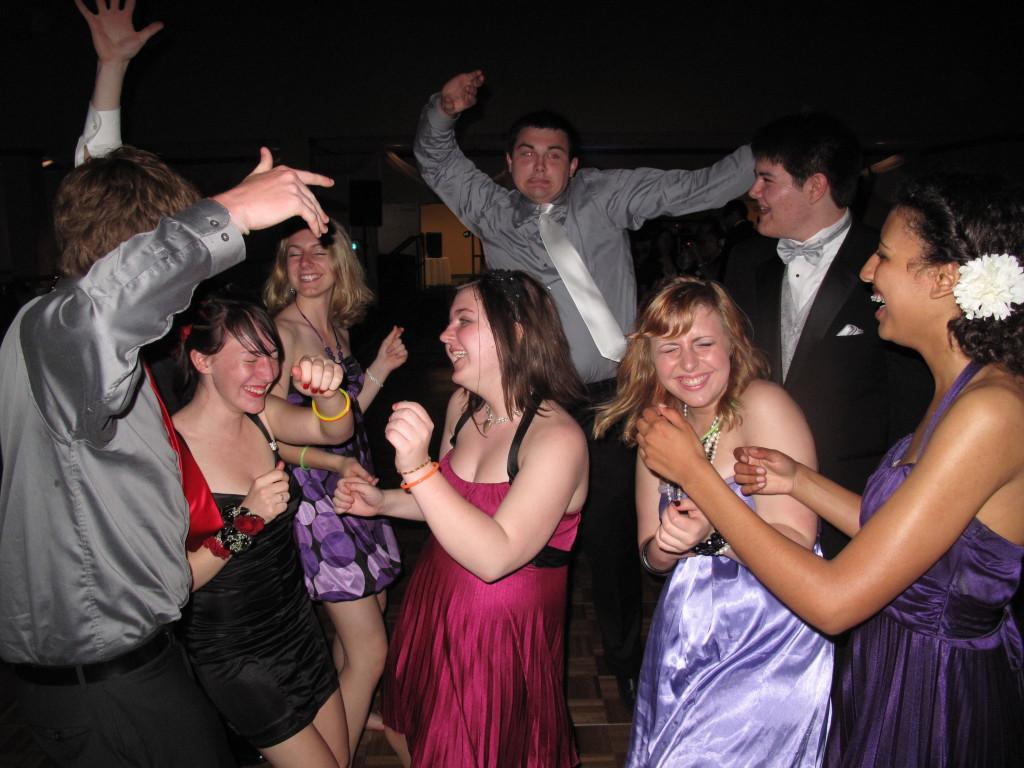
[485,269,526,307]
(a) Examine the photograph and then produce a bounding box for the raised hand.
[334,478,385,517]
[440,70,485,117]
[655,496,715,555]
[213,148,334,236]
[371,326,408,379]
[75,0,163,65]
[292,355,345,397]
[734,446,800,497]
[636,406,706,488]
[242,461,291,523]
[385,401,434,471]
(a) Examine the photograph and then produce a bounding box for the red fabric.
[145,364,222,551]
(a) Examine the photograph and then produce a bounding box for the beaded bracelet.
[639,536,675,576]
[299,445,311,471]
[312,389,351,422]
[691,531,730,557]
[398,457,432,476]
[400,461,439,492]
[365,368,383,388]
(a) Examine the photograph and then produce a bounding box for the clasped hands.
[333,401,435,517]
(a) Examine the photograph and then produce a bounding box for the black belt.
[531,545,571,569]
[11,628,173,686]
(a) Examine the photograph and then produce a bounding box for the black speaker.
[349,179,382,227]
[424,231,443,258]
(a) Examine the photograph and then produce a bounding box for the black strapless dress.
[178,417,337,748]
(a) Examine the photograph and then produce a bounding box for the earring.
[289,287,297,297]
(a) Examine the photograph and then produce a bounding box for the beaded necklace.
[684,404,722,463]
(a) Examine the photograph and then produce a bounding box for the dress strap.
[918,361,982,450]
[246,412,279,456]
[449,408,475,447]
[507,403,540,482]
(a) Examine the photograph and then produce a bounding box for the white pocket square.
[837,324,864,337]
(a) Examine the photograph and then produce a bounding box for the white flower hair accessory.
[953,253,1024,321]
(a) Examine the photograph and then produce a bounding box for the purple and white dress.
[626,481,833,767]
[290,353,401,601]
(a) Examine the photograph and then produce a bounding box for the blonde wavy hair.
[262,219,374,327]
[593,277,768,443]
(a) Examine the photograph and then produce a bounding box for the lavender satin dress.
[826,362,1024,766]
[627,481,833,767]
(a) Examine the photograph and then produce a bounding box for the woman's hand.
[655,496,715,555]
[369,326,408,381]
[292,355,345,398]
[242,461,291,523]
[734,446,800,497]
[334,456,378,485]
[385,401,434,471]
[635,406,706,487]
[334,478,385,517]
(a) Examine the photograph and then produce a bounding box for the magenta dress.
[826,361,1024,766]
[382,405,581,767]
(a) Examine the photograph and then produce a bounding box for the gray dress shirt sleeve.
[22,201,242,445]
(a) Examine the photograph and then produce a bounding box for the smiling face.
[506,126,579,205]
[439,286,500,393]
[859,208,933,344]
[284,229,336,300]
[650,304,733,417]
[748,159,818,241]
[197,332,281,414]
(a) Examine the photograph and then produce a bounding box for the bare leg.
[324,595,389,754]
[383,726,412,768]
[259,690,349,768]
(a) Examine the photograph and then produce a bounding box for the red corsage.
[202,534,232,560]
[234,513,265,536]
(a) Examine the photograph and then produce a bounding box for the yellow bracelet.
[311,389,351,422]
[299,445,311,471]
[400,461,439,491]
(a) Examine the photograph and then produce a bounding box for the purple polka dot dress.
[290,354,401,601]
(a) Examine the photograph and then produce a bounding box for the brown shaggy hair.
[53,146,200,277]
[593,277,768,442]
[262,219,374,328]
[464,270,585,420]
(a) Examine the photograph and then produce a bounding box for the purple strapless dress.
[627,480,833,767]
[826,362,1024,766]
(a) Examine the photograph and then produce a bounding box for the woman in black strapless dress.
[173,297,356,768]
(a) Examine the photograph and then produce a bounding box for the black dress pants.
[576,379,643,683]
[14,635,233,767]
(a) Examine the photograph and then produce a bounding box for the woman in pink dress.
[335,270,588,767]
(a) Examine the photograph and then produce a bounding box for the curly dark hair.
[894,172,1024,375]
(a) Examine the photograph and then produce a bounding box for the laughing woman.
[175,297,354,768]
[335,270,587,767]
[637,173,1024,766]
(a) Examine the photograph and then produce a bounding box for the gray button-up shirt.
[0,200,244,665]
[415,94,755,383]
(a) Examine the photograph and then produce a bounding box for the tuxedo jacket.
[724,223,931,504]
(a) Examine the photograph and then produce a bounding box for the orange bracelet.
[399,461,439,492]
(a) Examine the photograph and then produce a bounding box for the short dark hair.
[894,172,1024,375]
[179,296,284,392]
[464,269,585,420]
[751,112,861,208]
[53,146,201,277]
[506,110,580,160]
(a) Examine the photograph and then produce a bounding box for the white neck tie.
[537,204,626,362]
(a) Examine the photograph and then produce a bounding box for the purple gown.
[291,354,401,601]
[826,361,1024,766]
[627,481,833,767]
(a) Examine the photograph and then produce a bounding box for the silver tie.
[537,204,626,362]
